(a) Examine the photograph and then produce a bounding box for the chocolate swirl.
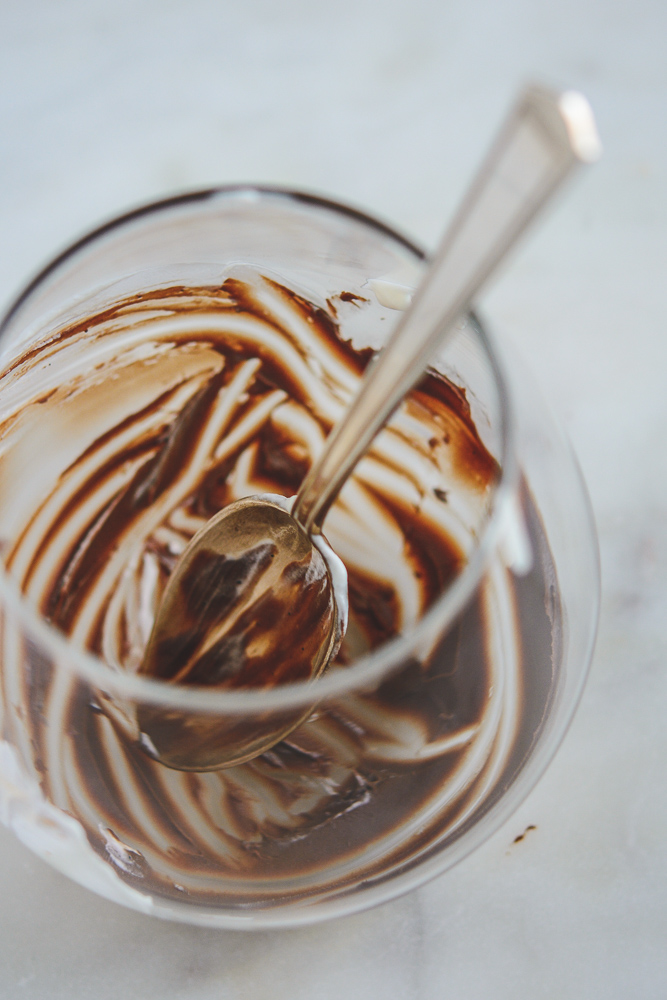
[0,274,555,909]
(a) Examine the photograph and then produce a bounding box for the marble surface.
[0,0,665,996]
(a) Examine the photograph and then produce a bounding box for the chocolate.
[0,274,558,907]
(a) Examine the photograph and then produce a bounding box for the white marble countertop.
[0,1,665,996]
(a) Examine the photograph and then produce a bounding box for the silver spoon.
[138,84,600,770]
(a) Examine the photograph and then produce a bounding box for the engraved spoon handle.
[292,84,600,534]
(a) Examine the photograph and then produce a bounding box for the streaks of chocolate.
[0,276,559,910]
[410,377,500,490]
[46,372,230,632]
[220,277,375,403]
[338,291,368,306]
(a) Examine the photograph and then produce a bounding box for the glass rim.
[0,185,519,713]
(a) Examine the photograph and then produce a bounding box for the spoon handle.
[292,84,600,534]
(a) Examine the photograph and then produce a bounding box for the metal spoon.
[138,84,600,770]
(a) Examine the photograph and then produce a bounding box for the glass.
[0,187,599,927]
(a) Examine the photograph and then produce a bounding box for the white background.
[0,1,665,996]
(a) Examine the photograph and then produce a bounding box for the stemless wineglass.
[0,187,599,928]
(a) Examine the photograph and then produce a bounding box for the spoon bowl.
[137,495,346,769]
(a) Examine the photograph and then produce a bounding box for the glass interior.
[0,188,598,927]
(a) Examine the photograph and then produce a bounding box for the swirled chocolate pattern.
[0,275,556,910]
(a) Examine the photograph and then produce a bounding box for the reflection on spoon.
[141,495,347,692]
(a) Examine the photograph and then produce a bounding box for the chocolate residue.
[338,291,368,306]
[0,273,559,910]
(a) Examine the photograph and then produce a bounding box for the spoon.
[137,84,600,770]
